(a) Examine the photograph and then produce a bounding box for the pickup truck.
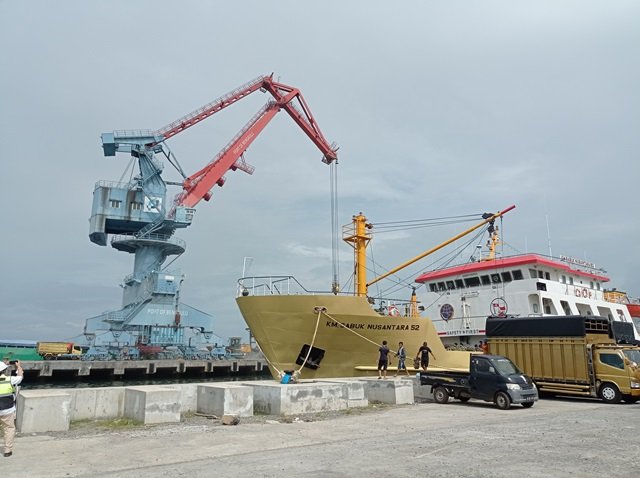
[420,354,539,410]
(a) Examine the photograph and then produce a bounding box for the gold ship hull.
[237,294,471,379]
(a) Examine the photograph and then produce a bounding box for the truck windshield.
[492,358,521,375]
[622,349,640,365]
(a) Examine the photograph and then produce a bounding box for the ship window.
[545,272,550,280]
[446,281,455,290]
[501,272,512,282]
[536,282,547,291]
[491,274,501,284]
[561,275,566,283]
[596,283,601,290]
[109,199,121,208]
[599,353,624,370]
[529,269,537,279]
[542,298,557,314]
[437,282,446,291]
[296,344,325,370]
[464,277,481,287]
[560,300,572,315]
[569,277,574,285]
[130,202,142,211]
[455,279,464,288]
[590,281,594,289]
[512,270,524,280]
[481,275,491,285]
[429,283,438,292]
[538,271,544,279]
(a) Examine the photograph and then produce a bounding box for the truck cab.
[420,354,539,410]
[594,346,640,403]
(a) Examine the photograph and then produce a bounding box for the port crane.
[84,74,338,359]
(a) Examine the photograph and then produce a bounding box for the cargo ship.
[237,206,640,379]
[236,208,515,379]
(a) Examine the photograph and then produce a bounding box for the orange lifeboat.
[627,303,640,319]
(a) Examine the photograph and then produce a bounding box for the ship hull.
[236,294,470,379]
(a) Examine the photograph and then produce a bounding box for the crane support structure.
[86,74,338,360]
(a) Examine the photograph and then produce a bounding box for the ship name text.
[326,321,420,331]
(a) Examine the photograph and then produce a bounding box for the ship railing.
[237,276,422,317]
[236,276,341,297]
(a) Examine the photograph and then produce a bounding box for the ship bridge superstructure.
[415,252,640,346]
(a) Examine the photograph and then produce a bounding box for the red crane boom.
[159,74,337,209]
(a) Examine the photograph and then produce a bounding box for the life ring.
[581,288,588,298]
[388,305,400,317]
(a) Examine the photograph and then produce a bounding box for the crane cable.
[330,161,340,293]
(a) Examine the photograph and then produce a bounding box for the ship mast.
[342,213,372,297]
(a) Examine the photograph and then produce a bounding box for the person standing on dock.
[394,341,410,377]
[416,342,436,371]
[0,360,23,457]
[377,340,390,379]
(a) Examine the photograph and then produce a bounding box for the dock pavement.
[2,395,638,477]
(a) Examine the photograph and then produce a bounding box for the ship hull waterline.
[237,294,471,380]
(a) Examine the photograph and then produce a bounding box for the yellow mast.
[342,213,372,296]
[343,205,515,299]
[481,227,501,262]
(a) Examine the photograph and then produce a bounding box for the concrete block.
[197,384,253,417]
[164,383,199,413]
[124,386,181,424]
[364,378,414,405]
[412,376,433,401]
[16,390,71,433]
[316,379,369,408]
[65,387,125,421]
[249,382,347,415]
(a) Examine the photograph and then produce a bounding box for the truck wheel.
[598,383,622,404]
[433,386,450,404]
[495,391,511,410]
[522,402,534,408]
[623,396,638,404]
[458,396,470,402]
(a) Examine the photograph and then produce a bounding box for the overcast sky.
[1,1,639,342]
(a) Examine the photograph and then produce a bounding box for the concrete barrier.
[13,377,423,433]
[363,378,414,404]
[249,382,348,415]
[164,383,198,413]
[124,386,181,424]
[412,376,433,401]
[197,384,253,417]
[65,387,125,420]
[16,390,71,433]
[316,379,369,408]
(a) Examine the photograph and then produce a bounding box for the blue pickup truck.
[420,354,539,410]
